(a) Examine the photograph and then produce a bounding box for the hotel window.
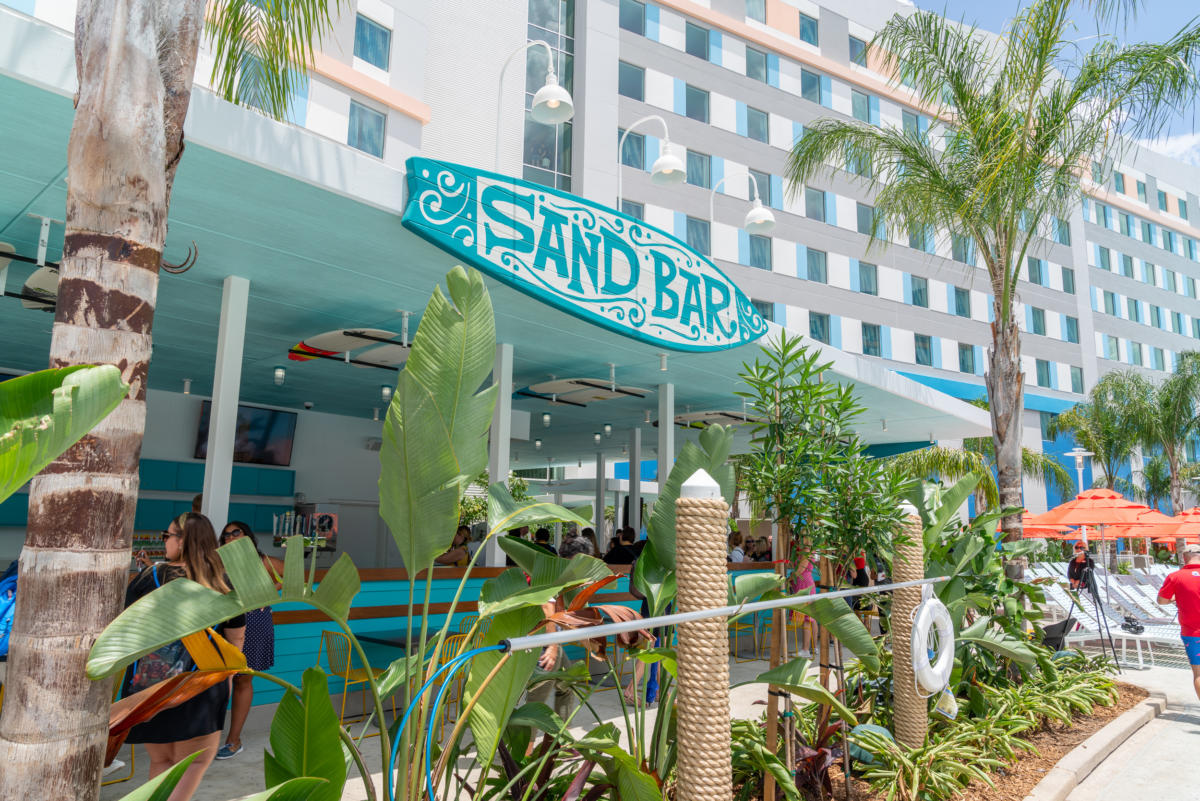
[353,14,391,71]
[686,216,710,256]
[1188,276,1197,298]
[1167,270,1180,293]
[347,101,386,158]
[952,234,973,264]
[1145,261,1157,285]
[910,275,929,307]
[851,90,870,123]
[801,69,822,104]
[751,300,774,322]
[954,287,971,318]
[1127,297,1141,323]
[1164,229,1177,253]
[958,343,976,374]
[618,61,644,100]
[1151,305,1163,328]
[1142,220,1153,243]
[617,128,644,169]
[858,262,878,295]
[810,313,831,344]
[1173,311,1185,334]
[1030,306,1046,335]
[1130,341,1144,366]
[1153,347,1166,371]
[1181,199,1189,219]
[914,334,933,366]
[1159,190,1169,211]
[1189,239,1198,260]
[805,187,826,222]
[1120,213,1134,237]
[1091,160,1103,182]
[902,110,919,137]
[746,47,768,83]
[1035,359,1053,388]
[1062,266,1076,294]
[686,150,711,189]
[807,249,828,283]
[1055,217,1071,245]
[849,35,867,65]
[685,22,710,59]
[1120,253,1134,278]
[1114,172,1125,193]
[525,0,575,190]
[620,200,644,221]
[1097,246,1111,271]
[846,148,872,178]
[1195,318,1200,339]
[1137,180,1147,203]
[685,84,709,122]
[1064,315,1079,343]
[798,12,818,45]
[1103,291,1117,316]
[619,0,645,34]
[1105,335,1120,360]
[1071,366,1084,394]
[746,0,765,23]
[748,169,771,206]
[746,106,769,143]
[862,323,882,357]
[856,203,875,236]
[748,235,772,270]
[1027,256,1044,285]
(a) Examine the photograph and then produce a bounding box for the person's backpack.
[0,567,17,658]
[124,565,195,693]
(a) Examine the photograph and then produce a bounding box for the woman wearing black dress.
[123,513,245,801]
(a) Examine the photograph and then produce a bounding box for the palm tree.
[1048,369,1151,490]
[0,3,339,797]
[1113,452,1176,511]
[785,0,1200,551]
[1135,352,1200,552]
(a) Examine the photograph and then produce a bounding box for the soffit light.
[543,412,552,428]
[603,423,613,438]
[381,384,393,403]
[273,366,285,386]
[534,438,543,450]
[183,378,192,395]
[593,432,602,445]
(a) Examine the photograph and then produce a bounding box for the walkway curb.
[1021,693,1167,801]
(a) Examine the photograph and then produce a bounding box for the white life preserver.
[911,585,955,695]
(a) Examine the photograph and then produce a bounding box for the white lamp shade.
[744,200,776,234]
[531,80,574,124]
[650,146,686,185]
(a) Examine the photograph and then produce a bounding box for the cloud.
[1138,132,1200,167]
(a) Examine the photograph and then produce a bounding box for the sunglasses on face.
[161,530,176,542]
[221,529,244,542]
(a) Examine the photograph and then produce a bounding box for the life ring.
[911,586,954,695]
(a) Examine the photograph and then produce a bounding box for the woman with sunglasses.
[215,521,284,760]
[122,512,245,801]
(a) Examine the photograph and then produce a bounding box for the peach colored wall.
[311,52,432,124]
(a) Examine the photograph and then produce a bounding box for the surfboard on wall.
[526,377,652,405]
[288,328,407,367]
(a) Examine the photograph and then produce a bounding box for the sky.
[910,1,1200,164]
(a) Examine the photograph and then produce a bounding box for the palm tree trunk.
[1168,450,1186,561]
[0,3,204,798]
[987,316,1026,579]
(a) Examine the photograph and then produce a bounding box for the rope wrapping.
[674,494,733,801]
[892,515,927,748]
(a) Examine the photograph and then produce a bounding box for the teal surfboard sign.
[401,158,768,352]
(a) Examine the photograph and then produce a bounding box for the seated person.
[533,528,557,555]
[435,526,471,566]
[603,528,639,565]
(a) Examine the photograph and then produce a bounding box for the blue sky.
[910,1,1200,163]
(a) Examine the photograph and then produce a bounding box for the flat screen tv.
[194,401,297,467]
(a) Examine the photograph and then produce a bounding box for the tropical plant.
[786,0,1200,550]
[459,472,532,526]
[1048,369,1150,489]
[1114,452,1178,511]
[1136,352,1200,550]
[849,725,1004,801]
[0,3,344,793]
[730,718,801,801]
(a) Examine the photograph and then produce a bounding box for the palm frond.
[883,446,1000,510]
[1021,448,1076,499]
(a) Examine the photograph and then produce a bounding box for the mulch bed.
[829,681,1150,801]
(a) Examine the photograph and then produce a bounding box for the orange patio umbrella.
[1028,488,1152,527]
[1011,512,1075,538]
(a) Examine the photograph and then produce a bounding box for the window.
[746,106,769,143]
[1097,246,1111,271]
[1120,213,1134,237]
[1181,199,1189,219]
[1153,348,1166,371]
[1167,269,1178,293]
[1062,266,1076,294]
[846,148,872,178]
[1159,190,1169,211]
[746,0,765,23]
[1130,341,1144,366]
[748,235,771,270]
[1027,257,1044,285]
[1103,291,1117,316]
[804,187,825,222]
[685,84,709,122]
[1173,311,1185,335]
[686,216,710,256]
[354,14,391,71]
[525,0,575,190]
[856,202,875,236]
[1091,160,1103,182]
[798,12,818,45]
[862,323,882,357]
[1054,217,1071,245]
[901,110,919,137]
[1145,261,1157,285]
[748,169,771,206]
[1137,180,1147,203]
[806,249,827,283]
[858,262,878,295]
[1064,316,1079,343]
[910,275,928,307]
[1120,253,1134,278]
[618,128,644,168]
[619,0,645,34]
[1189,276,1198,298]
[685,22,709,59]
[686,150,711,189]
[620,199,644,220]
[618,61,644,100]
[746,47,768,83]
[1071,366,1084,394]
[751,300,774,323]
[1114,172,1125,193]
[1142,220,1154,243]
[347,101,386,157]
[1039,411,1057,440]
[954,287,971,318]
[1195,318,1200,339]
[1105,335,1119,360]
[1030,306,1046,335]
[809,312,830,344]
[1127,298,1141,323]
[1151,305,1163,328]
[952,235,973,264]
[1164,229,1177,253]
[1035,359,1053,388]
[914,334,933,366]
[908,227,926,251]
[958,343,976,374]
[851,90,870,122]
[801,69,822,104]
[849,35,867,65]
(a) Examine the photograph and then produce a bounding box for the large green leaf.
[753,657,858,723]
[487,482,592,537]
[499,533,611,591]
[802,596,879,672]
[631,540,676,618]
[646,425,735,569]
[311,554,361,621]
[238,780,328,801]
[263,667,346,801]
[959,617,1038,665]
[0,365,128,503]
[379,266,497,578]
[729,572,783,607]
[111,753,198,801]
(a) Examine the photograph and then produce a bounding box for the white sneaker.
[102,759,125,776]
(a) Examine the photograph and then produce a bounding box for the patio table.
[355,630,412,650]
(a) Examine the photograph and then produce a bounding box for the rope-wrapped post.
[674,469,732,801]
[892,514,926,748]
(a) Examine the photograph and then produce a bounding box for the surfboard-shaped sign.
[401,158,768,352]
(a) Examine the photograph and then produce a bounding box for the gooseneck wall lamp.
[617,114,686,211]
[709,170,776,235]
[495,40,575,171]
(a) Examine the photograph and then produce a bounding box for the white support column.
[553,493,563,547]
[594,451,605,541]
[629,427,642,534]
[202,275,250,534]
[485,343,513,566]
[658,383,675,485]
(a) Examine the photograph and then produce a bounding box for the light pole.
[709,170,776,235]
[495,40,574,172]
[1067,447,1092,496]
[616,114,686,210]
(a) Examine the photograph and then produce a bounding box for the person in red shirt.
[1157,543,1200,700]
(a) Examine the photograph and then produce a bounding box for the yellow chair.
[456,614,478,635]
[319,630,396,730]
[729,614,758,662]
[758,610,811,658]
